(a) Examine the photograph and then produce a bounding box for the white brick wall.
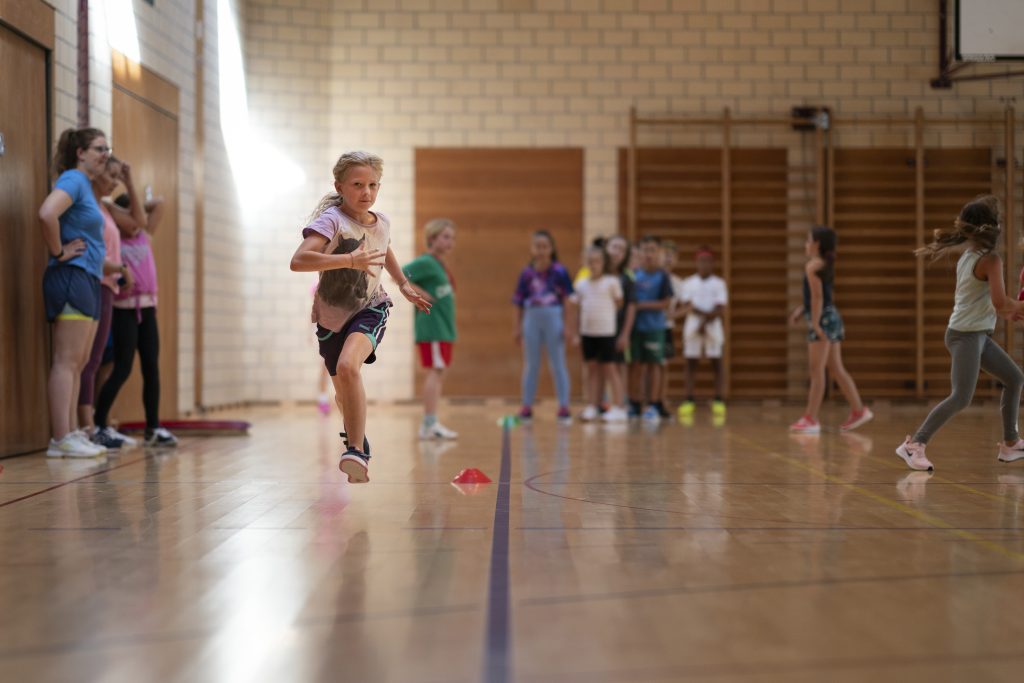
[55,0,1018,405]
[52,0,248,412]
[242,0,1023,402]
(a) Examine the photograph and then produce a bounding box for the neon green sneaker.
[677,400,696,418]
[711,400,726,417]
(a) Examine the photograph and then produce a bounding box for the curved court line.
[517,566,1024,608]
[731,433,1024,562]
[524,470,848,527]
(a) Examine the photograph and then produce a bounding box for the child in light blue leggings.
[513,230,575,423]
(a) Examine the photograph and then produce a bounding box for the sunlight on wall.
[217,0,305,215]
[102,0,141,63]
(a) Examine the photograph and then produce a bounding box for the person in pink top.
[290,151,431,484]
[92,168,178,448]
[78,157,136,450]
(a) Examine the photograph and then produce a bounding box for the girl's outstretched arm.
[385,246,431,313]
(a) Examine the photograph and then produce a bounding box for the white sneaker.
[418,422,458,440]
[72,430,107,453]
[580,405,599,422]
[998,439,1024,463]
[895,436,934,471]
[601,406,628,423]
[47,434,104,458]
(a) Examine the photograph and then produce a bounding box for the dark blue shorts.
[317,301,392,376]
[43,264,101,322]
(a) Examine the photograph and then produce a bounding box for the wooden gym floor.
[1,403,1023,683]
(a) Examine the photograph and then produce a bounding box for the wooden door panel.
[833,148,995,399]
[108,80,179,424]
[415,149,583,399]
[0,25,50,455]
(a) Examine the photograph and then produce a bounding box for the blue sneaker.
[642,405,661,423]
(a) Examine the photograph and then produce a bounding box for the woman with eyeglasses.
[38,128,112,457]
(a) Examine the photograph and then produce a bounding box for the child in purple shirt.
[513,230,575,423]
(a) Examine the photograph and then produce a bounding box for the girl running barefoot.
[789,226,873,434]
[290,151,431,483]
[897,196,1024,471]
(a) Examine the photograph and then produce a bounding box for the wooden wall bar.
[625,109,1020,403]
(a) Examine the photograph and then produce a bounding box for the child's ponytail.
[916,195,1001,260]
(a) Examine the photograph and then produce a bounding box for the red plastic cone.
[452,468,492,484]
[450,482,487,496]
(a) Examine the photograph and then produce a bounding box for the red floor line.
[0,456,149,509]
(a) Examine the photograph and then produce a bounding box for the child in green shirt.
[404,219,458,439]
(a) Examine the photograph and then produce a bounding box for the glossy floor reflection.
[1,403,1023,682]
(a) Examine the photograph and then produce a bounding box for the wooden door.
[108,57,179,424]
[0,23,51,456]
[415,149,584,398]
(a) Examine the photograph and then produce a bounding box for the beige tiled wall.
[51,0,247,412]
[39,0,1024,405]
[243,0,1022,402]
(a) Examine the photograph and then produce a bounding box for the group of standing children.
[511,233,729,425]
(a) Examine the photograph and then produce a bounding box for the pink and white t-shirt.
[99,204,122,294]
[302,206,391,332]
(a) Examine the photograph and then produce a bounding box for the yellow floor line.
[731,432,1024,563]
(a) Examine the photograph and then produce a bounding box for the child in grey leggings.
[898,195,1024,471]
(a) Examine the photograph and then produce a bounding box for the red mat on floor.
[117,420,250,435]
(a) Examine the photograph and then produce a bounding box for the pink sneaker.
[895,436,934,471]
[789,415,820,434]
[317,398,332,416]
[998,439,1024,463]
[840,406,874,432]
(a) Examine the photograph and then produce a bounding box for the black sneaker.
[91,427,125,451]
[339,447,370,483]
[655,402,671,419]
[339,431,370,456]
[144,427,178,448]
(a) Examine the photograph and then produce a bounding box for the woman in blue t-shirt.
[38,127,112,458]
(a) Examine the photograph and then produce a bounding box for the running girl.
[897,196,1024,470]
[290,151,430,483]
